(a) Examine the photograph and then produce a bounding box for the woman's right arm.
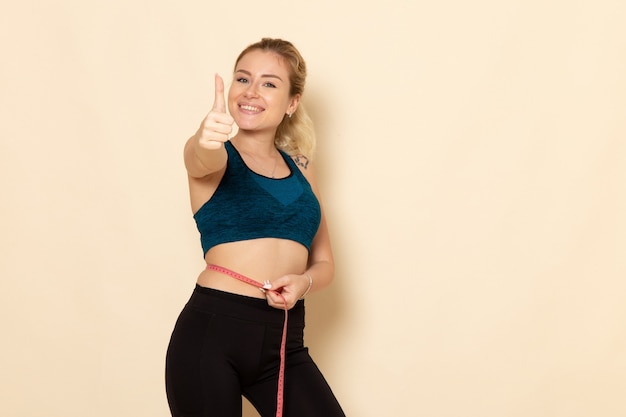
[184,74,234,178]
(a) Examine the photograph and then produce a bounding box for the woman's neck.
[231,131,278,157]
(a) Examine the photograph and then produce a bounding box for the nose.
[244,83,259,98]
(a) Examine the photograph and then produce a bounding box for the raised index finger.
[212,73,226,112]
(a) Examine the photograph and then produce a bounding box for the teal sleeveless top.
[193,141,322,256]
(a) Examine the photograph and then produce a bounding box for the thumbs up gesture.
[197,74,235,150]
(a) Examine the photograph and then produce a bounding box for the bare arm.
[300,158,335,293]
[184,134,227,178]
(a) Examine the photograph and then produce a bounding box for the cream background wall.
[1,1,625,416]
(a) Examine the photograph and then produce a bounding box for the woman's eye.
[236,78,249,84]
[264,82,277,88]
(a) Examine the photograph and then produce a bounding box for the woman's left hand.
[264,274,310,310]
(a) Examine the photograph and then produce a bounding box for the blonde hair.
[234,38,316,159]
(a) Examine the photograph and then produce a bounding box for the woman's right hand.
[196,73,235,150]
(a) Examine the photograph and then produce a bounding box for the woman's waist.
[197,269,267,299]
[198,253,307,299]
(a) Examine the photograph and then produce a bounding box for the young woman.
[165,38,345,417]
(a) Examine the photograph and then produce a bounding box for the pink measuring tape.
[206,264,288,417]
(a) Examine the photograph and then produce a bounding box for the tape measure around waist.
[206,264,287,417]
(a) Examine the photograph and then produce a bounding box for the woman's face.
[228,49,300,134]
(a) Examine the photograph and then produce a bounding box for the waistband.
[189,284,305,326]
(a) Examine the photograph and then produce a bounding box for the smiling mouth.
[239,104,263,112]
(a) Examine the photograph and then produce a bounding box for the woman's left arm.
[302,158,335,293]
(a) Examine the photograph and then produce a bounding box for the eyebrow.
[235,69,283,82]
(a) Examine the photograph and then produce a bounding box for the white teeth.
[240,105,261,112]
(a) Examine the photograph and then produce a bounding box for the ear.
[287,94,301,116]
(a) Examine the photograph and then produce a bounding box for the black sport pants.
[165,285,345,417]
